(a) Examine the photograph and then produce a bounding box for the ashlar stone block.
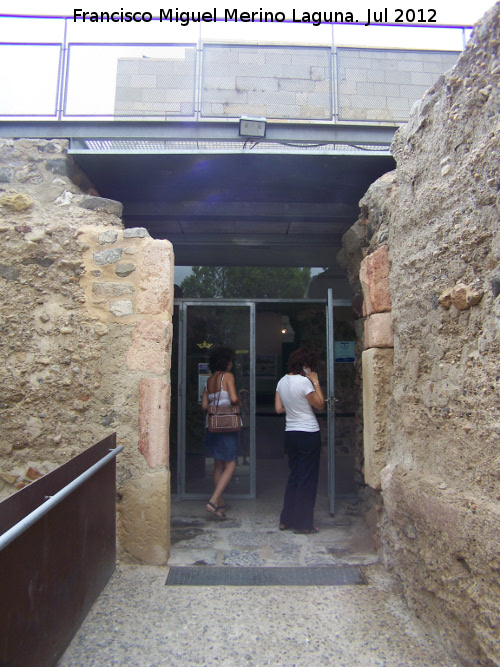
[126,321,172,374]
[236,76,279,92]
[362,347,394,489]
[118,471,170,565]
[360,245,391,316]
[364,312,394,348]
[299,105,330,118]
[136,240,174,316]
[139,377,170,468]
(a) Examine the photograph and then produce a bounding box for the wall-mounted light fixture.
[239,116,267,138]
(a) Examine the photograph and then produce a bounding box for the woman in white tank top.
[202,346,241,520]
[275,348,325,534]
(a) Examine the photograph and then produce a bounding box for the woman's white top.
[207,388,232,407]
[276,374,319,432]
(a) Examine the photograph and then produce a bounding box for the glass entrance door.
[178,301,255,498]
[326,289,336,515]
[174,297,354,503]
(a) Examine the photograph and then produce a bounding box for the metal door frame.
[326,288,336,515]
[176,299,255,499]
[174,297,350,501]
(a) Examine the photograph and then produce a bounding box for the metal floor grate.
[166,566,367,587]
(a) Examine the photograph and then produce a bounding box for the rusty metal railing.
[0,433,122,667]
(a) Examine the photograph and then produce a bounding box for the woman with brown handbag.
[202,346,241,520]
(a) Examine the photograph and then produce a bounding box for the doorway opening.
[170,295,358,511]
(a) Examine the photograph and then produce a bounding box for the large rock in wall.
[0,139,174,565]
[386,7,498,665]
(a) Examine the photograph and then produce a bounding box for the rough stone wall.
[340,5,500,665]
[383,6,500,664]
[0,139,174,565]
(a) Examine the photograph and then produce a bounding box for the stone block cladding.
[337,48,460,122]
[202,45,332,120]
[113,44,461,123]
[114,48,196,117]
[0,139,174,565]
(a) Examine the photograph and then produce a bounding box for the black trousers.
[279,430,321,531]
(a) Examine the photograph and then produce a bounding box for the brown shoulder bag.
[207,374,241,433]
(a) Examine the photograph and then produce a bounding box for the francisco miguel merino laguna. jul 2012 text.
[72,8,439,26]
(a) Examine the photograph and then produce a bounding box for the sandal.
[279,523,291,531]
[293,527,319,534]
[206,501,226,520]
[218,503,231,511]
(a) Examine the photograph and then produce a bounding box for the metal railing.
[0,444,123,551]
[0,13,472,124]
[0,434,122,667]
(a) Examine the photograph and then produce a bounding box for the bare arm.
[201,386,209,411]
[305,371,325,410]
[275,391,286,414]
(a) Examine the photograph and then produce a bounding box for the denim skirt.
[204,429,238,462]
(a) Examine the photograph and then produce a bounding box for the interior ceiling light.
[280,314,295,342]
[239,116,267,138]
[281,315,294,336]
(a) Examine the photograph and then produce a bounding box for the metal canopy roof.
[0,119,396,268]
[70,143,395,268]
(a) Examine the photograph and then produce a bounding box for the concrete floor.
[59,458,463,666]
